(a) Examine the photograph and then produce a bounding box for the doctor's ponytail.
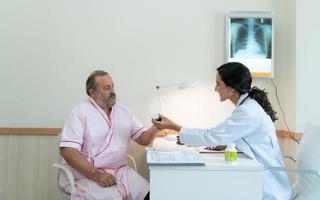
[249,86,278,122]
[217,62,278,122]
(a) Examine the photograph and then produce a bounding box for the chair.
[53,154,138,200]
[267,123,320,200]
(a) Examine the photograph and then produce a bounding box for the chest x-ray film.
[226,12,274,77]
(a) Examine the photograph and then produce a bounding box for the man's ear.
[89,88,95,98]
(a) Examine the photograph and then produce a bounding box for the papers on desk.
[147,149,205,166]
[193,146,225,153]
[193,146,243,153]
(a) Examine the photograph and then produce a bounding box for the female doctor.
[152,62,292,200]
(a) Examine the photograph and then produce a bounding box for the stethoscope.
[239,93,250,106]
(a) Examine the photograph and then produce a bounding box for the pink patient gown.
[58,97,149,200]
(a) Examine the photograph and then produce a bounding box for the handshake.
[151,113,182,132]
[152,113,184,145]
[152,113,162,121]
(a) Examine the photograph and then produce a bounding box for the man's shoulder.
[70,99,92,114]
[114,104,131,114]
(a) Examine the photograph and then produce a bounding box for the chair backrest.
[126,154,137,171]
[296,123,320,199]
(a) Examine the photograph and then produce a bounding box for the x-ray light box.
[226,11,274,78]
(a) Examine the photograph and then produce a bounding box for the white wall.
[296,0,320,131]
[0,0,296,130]
[0,0,299,199]
[272,0,296,131]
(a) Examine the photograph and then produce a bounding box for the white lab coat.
[180,93,293,200]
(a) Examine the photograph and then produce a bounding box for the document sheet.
[147,149,205,166]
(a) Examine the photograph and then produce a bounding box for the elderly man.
[59,70,158,200]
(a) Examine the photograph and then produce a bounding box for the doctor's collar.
[236,93,250,107]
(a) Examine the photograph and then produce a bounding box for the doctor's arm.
[60,147,116,187]
[152,109,255,147]
[179,108,255,146]
[151,114,182,132]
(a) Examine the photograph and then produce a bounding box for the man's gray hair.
[86,70,109,95]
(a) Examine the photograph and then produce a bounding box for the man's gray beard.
[97,94,116,109]
[105,95,116,107]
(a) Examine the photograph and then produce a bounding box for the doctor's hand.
[151,114,182,132]
[92,169,116,187]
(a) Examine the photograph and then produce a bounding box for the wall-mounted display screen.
[226,12,274,78]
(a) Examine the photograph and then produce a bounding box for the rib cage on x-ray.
[230,18,272,59]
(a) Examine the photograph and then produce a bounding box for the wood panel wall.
[0,128,301,199]
[0,129,147,200]
[0,135,60,200]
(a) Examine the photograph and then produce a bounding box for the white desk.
[148,136,263,200]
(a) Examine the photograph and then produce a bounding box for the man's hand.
[92,170,117,187]
[60,147,117,187]
[152,114,181,132]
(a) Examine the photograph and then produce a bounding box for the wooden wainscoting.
[276,130,302,185]
[0,134,61,200]
[0,128,61,135]
[0,128,148,200]
[276,130,302,140]
[0,128,303,199]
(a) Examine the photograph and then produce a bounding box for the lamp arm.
[156,82,185,89]
[156,87,164,115]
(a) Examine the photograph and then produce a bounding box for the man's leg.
[77,179,122,200]
[125,167,150,199]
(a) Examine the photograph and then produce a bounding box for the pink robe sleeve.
[60,109,85,151]
[129,113,146,140]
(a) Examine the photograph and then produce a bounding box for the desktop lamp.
[155,81,198,136]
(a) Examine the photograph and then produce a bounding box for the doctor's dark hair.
[217,62,278,122]
[86,70,109,96]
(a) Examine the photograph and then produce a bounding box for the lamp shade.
[156,81,198,90]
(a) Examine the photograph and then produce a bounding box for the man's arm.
[60,147,116,187]
[135,125,159,146]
